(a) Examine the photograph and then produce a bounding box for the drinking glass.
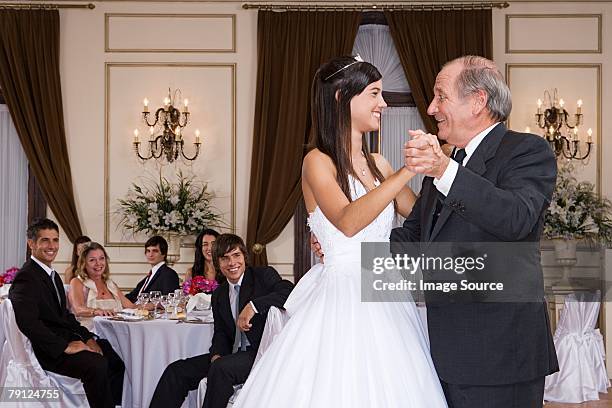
[159,295,170,319]
[149,291,162,318]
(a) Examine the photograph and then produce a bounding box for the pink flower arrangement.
[182,276,219,295]
[0,266,19,287]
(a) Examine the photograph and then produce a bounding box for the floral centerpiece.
[0,266,18,287]
[117,171,223,235]
[543,161,612,245]
[183,275,219,295]
[184,276,218,312]
[0,266,18,297]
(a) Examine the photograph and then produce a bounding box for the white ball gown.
[234,176,447,407]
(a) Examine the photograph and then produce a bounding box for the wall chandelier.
[532,89,593,161]
[133,88,201,163]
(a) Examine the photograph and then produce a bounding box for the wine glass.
[159,295,170,319]
[149,291,162,318]
[166,292,176,317]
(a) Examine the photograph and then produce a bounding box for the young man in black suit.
[149,233,294,408]
[9,218,124,408]
[392,56,559,407]
[126,235,180,302]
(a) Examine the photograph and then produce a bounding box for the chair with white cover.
[0,299,89,407]
[544,291,610,403]
[196,306,288,407]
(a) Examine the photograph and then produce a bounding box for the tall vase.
[159,232,183,265]
[552,238,577,288]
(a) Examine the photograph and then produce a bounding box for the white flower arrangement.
[543,161,612,245]
[118,171,223,235]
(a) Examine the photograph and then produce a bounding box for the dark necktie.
[431,148,467,231]
[50,270,62,305]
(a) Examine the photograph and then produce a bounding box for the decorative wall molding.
[105,13,236,53]
[506,14,602,54]
[506,63,602,196]
[104,62,236,247]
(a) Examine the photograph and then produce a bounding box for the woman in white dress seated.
[69,242,136,328]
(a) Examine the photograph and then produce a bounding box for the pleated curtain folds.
[0,9,83,242]
[246,11,360,266]
[385,9,493,134]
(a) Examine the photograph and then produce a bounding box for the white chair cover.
[544,291,610,403]
[0,299,89,407]
[196,306,286,407]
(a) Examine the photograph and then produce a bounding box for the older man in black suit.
[9,218,124,408]
[150,233,293,408]
[126,235,180,302]
[391,56,559,407]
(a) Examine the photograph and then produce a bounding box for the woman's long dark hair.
[70,235,91,274]
[191,229,224,283]
[310,56,386,201]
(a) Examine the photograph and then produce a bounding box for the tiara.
[324,54,364,81]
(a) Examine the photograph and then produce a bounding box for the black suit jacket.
[8,259,94,369]
[126,263,180,302]
[391,124,559,385]
[209,266,293,357]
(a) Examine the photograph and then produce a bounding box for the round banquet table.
[93,316,213,408]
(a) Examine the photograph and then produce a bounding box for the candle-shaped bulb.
[537,99,542,108]
[143,97,149,112]
[195,129,201,144]
[559,98,565,108]
[149,126,155,137]
[577,99,583,114]
[183,98,189,112]
[549,126,555,135]
[525,126,531,133]
[587,128,593,143]
[164,96,171,106]
[133,129,139,143]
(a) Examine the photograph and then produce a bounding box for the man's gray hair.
[444,55,512,122]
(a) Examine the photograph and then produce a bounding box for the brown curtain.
[247,11,360,266]
[385,9,493,134]
[0,10,83,242]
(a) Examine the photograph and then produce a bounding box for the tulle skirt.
[233,261,448,408]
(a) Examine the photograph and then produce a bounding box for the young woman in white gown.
[233,56,447,408]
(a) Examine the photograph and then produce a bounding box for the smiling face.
[218,247,246,284]
[350,79,386,134]
[145,244,165,266]
[201,234,217,262]
[427,62,477,147]
[85,249,107,280]
[28,228,59,267]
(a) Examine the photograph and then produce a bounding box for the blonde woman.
[69,242,136,328]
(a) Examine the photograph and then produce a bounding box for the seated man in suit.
[126,235,180,302]
[150,233,294,408]
[9,218,124,408]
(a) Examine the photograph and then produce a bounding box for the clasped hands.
[64,338,103,355]
[404,130,450,179]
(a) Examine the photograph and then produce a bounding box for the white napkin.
[187,293,212,313]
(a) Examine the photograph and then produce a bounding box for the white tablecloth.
[94,316,213,408]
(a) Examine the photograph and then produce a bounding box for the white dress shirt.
[31,255,55,278]
[433,122,499,196]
